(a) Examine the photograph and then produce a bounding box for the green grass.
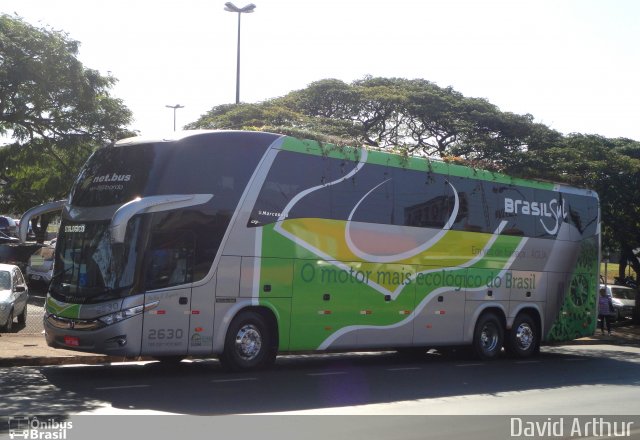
[600,262,638,284]
[600,262,619,284]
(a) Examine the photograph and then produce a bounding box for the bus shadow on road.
[21,345,640,416]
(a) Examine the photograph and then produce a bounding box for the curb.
[2,340,639,368]
[0,355,123,368]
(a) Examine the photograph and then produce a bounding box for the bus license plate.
[64,336,79,347]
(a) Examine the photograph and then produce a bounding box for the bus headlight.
[98,305,145,326]
[97,301,159,326]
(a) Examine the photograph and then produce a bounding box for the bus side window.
[144,231,195,290]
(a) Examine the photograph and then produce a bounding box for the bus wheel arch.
[472,309,505,360]
[506,310,541,358]
[219,307,278,371]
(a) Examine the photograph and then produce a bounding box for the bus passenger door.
[140,230,195,356]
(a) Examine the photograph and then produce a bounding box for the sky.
[5,0,640,140]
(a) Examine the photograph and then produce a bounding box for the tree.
[189,76,640,282]
[190,76,559,171]
[521,134,640,281]
[0,14,132,215]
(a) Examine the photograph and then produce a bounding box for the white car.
[600,284,637,321]
[0,263,29,332]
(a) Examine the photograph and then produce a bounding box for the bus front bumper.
[43,313,143,357]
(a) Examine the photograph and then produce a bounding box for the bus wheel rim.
[480,323,499,352]
[235,324,262,360]
[515,323,534,351]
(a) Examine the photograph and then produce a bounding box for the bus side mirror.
[19,200,66,243]
[109,194,212,244]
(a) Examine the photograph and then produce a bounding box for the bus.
[20,130,600,370]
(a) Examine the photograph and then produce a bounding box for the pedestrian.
[597,287,614,336]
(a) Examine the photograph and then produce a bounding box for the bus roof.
[278,135,598,199]
[114,130,597,199]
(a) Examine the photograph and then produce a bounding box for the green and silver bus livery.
[21,130,600,370]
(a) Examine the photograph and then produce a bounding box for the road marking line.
[96,384,150,391]
[307,371,347,376]
[211,377,258,383]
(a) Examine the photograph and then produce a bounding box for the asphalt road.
[2,344,640,416]
[3,344,640,439]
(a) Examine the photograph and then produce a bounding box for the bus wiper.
[50,266,74,282]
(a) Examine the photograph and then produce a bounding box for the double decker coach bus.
[20,130,600,371]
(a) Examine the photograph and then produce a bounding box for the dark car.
[26,244,55,288]
[0,216,18,238]
[0,231,19,244]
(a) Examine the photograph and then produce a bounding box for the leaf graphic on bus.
[46,296,81,319]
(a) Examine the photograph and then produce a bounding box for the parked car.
[0,242,42,274]
[600,284,637,321]
[0,216,18,238]
[0,263,29,332]
[0,231,19,244]
[26,244,55,288]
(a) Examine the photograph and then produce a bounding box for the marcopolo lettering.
[92,173,132,184]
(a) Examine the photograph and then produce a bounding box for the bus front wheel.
[220,310,276,372]
[472,312,504,360]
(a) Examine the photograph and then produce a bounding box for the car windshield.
[50,218,143,303]
[611,288,636,300]
[0,271,10,290]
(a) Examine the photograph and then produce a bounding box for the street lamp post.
[165,104,184,131]
[224,2,256,104]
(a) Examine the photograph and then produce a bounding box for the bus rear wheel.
[472,312,504,360]
[506,313,539,358]
[220,310,276,372]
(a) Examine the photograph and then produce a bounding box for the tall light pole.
[224,2,256,104]
[165,104,184,131]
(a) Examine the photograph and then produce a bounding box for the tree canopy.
[0,14,132,214]
[522,134,640,280]
[189,77,640,280]
[0,12,638,281]
[188,77,563,170]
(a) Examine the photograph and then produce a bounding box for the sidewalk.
[569,321,640,346]
[0,333,132,367]
[1,323,639,367]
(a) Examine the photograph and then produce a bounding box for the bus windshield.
[50,218,143,303]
